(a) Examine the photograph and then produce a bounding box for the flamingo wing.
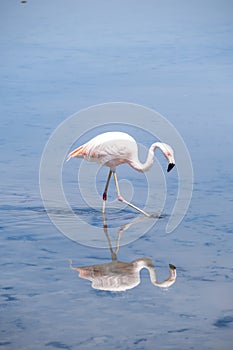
[67,132,138,168]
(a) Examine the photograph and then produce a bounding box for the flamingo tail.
[67,145,86,161]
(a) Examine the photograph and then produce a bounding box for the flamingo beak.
[167,163,175,172]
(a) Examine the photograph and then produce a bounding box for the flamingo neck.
[146,264,177,288]
[134,259,176,288]
[129,142,161,172]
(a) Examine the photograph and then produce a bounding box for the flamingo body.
[68,132,140,170]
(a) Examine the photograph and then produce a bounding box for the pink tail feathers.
[67,145,86,161]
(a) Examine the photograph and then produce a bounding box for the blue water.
[1,0,233,349]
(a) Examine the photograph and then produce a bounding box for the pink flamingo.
[67,131,175,216]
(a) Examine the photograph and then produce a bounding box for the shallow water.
[1,1,233,349]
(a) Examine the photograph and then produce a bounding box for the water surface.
[1,1,233,349]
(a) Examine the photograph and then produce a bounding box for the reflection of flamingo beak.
[169,264,176,270]
[167,163,175,172]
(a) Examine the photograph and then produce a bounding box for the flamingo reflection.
[69,216,176,292]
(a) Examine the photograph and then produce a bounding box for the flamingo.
[67,131,175,216]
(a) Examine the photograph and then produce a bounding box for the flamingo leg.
[102,170,112,214]
[113,171,150,217]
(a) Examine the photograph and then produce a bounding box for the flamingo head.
[159,143,175,172]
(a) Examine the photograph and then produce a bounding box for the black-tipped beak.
[167,163,175,172]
